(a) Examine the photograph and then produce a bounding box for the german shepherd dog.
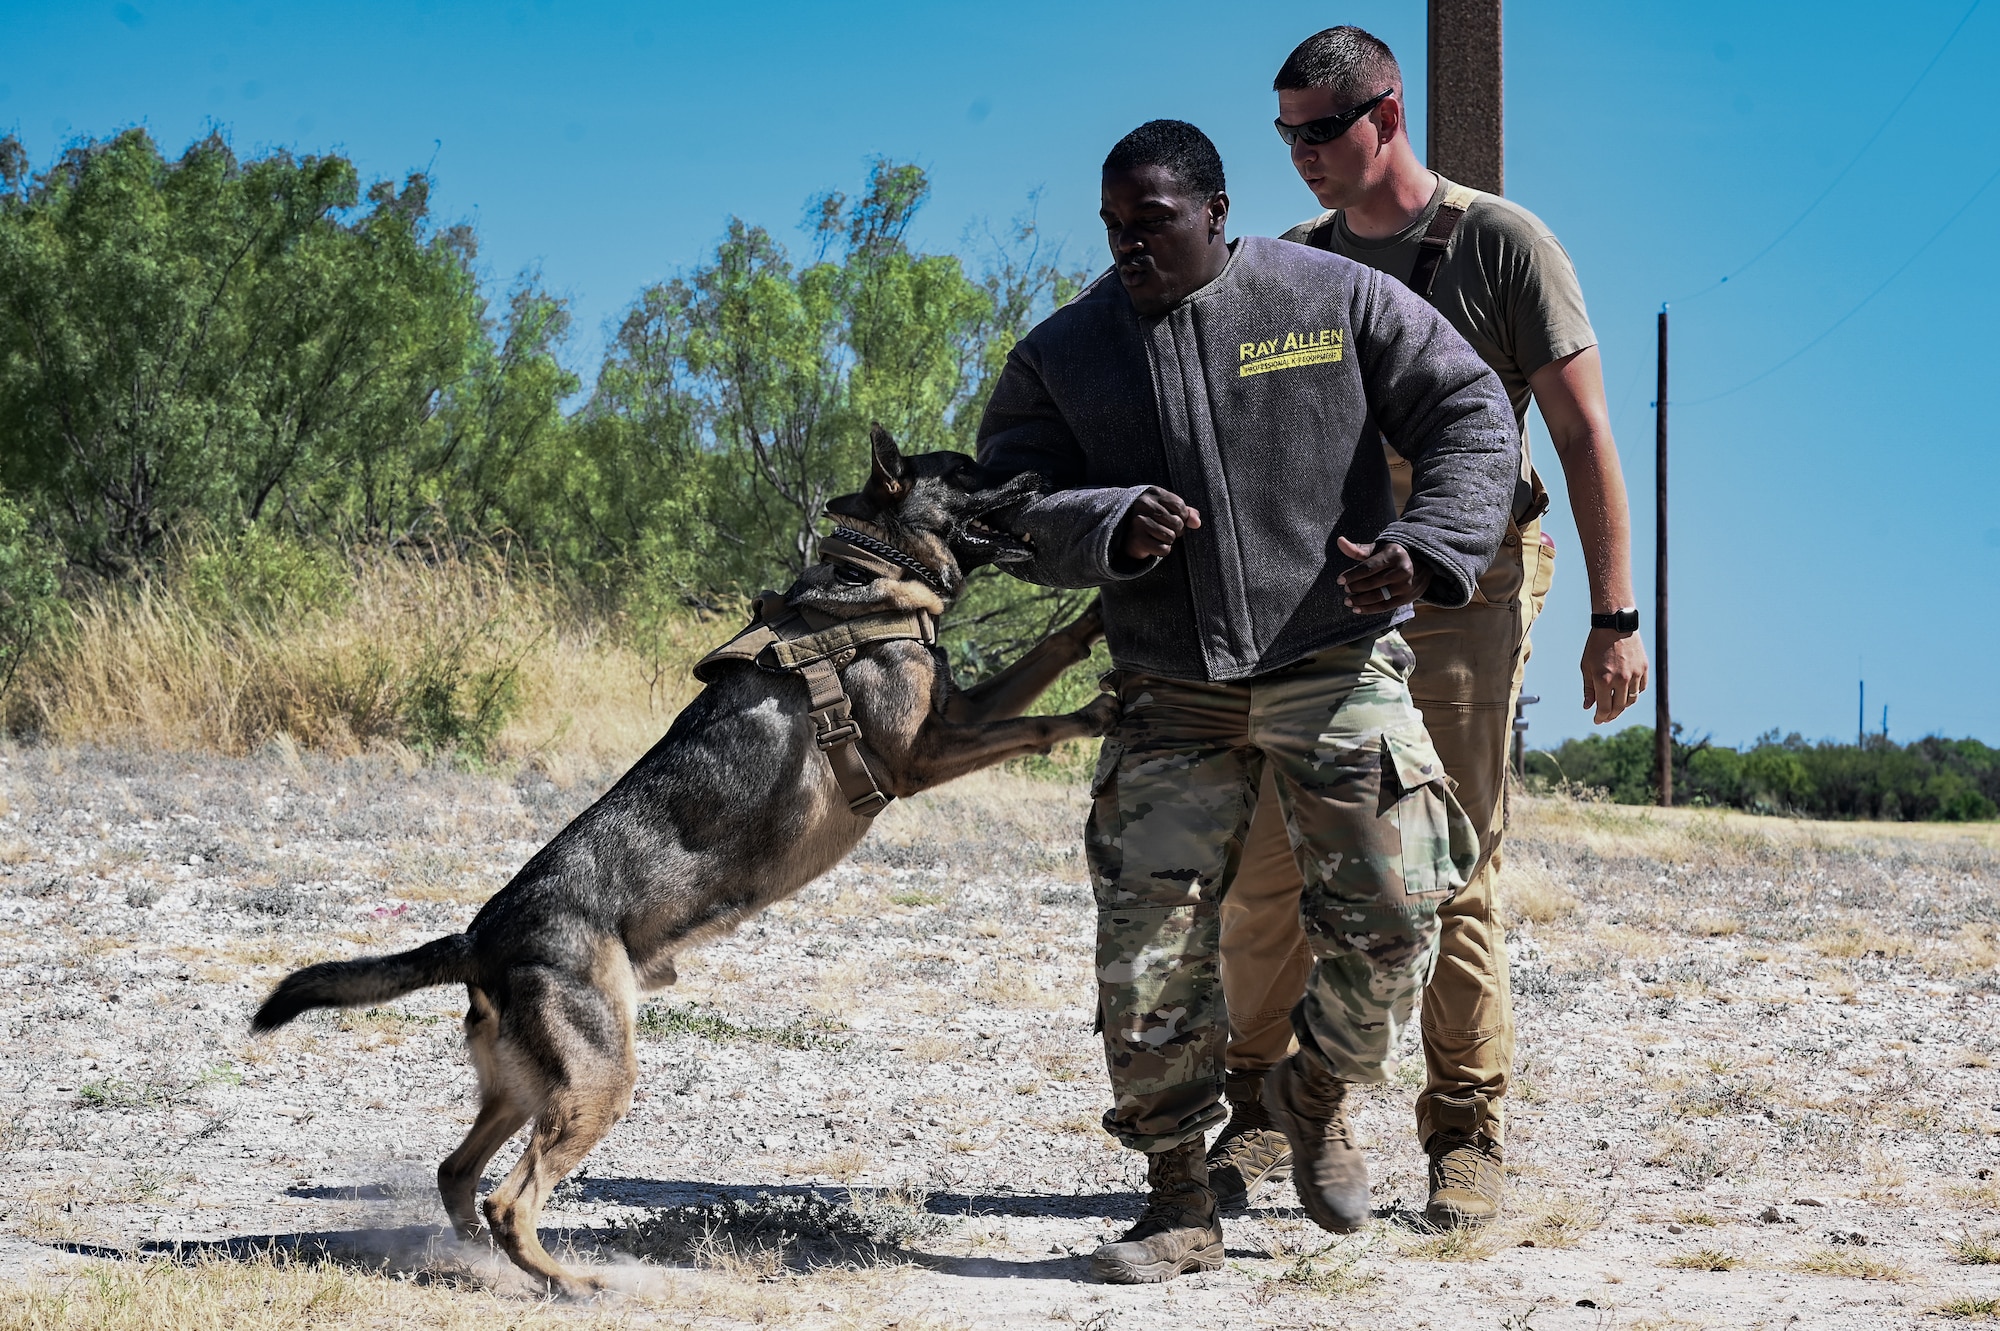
[250,427,1112,1297]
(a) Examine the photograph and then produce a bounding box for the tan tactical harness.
[691,527,946,818]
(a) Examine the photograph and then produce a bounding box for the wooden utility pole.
[1656,307,1672,807]
[1428,0,1504,194]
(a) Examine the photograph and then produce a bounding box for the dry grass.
[1520,791,2000,858]
[9,545,713,766]
[1516,1193,1607,1249]
[1792,1246,1910,1280]
[1393,1223,1510,1263]
[779,1147,873,1183]
[0,1252,657,1330]
[1663,1247,1738,1271]
[1495,857,1576,924]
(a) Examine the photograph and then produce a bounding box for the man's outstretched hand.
[1337,536,1432,612]
[1120,487,1202,560]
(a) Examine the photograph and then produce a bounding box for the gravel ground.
[2,740,1999,1328]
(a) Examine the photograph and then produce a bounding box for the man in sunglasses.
[1200,25,1650,1232]
[978,118,1519,1281]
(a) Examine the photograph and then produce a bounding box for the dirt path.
[2,743,1998,1328]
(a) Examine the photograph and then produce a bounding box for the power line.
[1668,0,1983,305]
[1675,158,2000,406]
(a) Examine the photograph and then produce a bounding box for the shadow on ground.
[43,1178,1314,1287]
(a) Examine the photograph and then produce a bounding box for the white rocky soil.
[2,741,1998,1329]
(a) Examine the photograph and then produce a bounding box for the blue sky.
[4,0,1997,748]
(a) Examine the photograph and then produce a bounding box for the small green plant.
[76,1063,239,1109]
[1936,1295,2000,1319]
[1268,1235,1377,1296]
[1950,1230,2000,1265]
[636,1002,845,1050]
[1665,1247,1737,1271]
[1793,1246,1907,1280]
[617,1186,945,1268]
[76,1079,152,1109]
[888,889,944,907]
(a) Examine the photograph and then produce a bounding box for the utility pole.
[1656,306,1671,807]
[1859,678,1865,747]
[1513,693,1540,783]
[1428,0,1504,194]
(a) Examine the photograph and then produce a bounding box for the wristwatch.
[1590,608,1640,632]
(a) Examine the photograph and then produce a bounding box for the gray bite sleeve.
[1008,485,1161,589]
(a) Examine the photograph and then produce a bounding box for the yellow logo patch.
[1238,328,1345,378]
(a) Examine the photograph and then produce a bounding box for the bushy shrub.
[1533,726,1998,822]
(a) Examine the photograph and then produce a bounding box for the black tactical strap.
[691,599,935,818]
[1406,199,1469,302]
[1301,183,1478,305]
[795,655,891,817]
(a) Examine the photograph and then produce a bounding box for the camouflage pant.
[1088,631,1480,1152]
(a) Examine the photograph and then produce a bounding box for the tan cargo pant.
[1220,512,1554,1148]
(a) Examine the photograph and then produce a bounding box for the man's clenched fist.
[1120,487,1202,560]
[1336,536,1432,612]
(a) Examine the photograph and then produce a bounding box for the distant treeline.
[0,128,1093,707]
[1533,726,1999,822]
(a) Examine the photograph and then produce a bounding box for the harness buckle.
[846,789,891,817]
[816,721,861,749]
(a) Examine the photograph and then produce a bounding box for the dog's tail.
[251,933,476,1033]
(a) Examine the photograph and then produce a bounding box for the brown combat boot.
[1206,1070,1292,1212]
[1263,1052,1370,1233]
[1425,1091,1504,1229]
[1088,1138,1224,1284]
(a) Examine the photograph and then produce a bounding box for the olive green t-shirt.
[1280,173,1597,479]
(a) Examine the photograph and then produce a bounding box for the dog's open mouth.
[955,511,1034,562]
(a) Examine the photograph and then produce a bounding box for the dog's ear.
[864,424,910,506]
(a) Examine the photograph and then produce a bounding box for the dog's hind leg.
[440,1095,529,1240]
[439,989,528,1239]
[480,957,637,1299]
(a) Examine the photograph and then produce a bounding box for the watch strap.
[1591,608,1640,632]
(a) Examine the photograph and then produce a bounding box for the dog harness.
[692,527,948,818]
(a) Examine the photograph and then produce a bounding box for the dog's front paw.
[1075,692,1121,737]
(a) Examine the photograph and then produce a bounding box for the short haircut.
[1102,119,1226,200]
[1272,25,1402,103]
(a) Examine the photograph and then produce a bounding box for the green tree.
[0,130,483,569]
[0,490,60,704]
[576,161,1093,662]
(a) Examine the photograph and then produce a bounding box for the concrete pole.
[1428,0,1504,195]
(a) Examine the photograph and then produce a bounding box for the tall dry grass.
[6,543,724,770]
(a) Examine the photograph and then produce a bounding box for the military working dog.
[250,427,1113,1296]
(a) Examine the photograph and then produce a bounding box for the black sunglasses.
[1273,89,1394,147]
